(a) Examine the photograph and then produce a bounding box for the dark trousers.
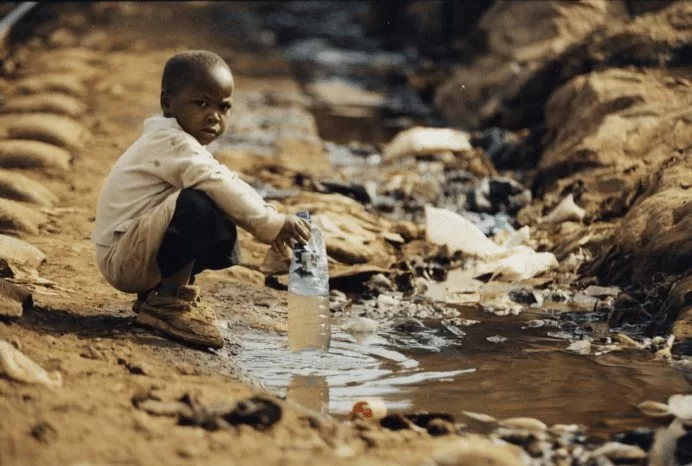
[156,188,240,280]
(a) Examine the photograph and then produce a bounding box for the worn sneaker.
[176,285,218,323]
[135,289,223,349]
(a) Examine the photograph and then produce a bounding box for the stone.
[0,140,71,171]
[2,93,87,118]
[2,113,87,151]
[0,198,47,235]
[0,170,58,206]
[0,278,32,318]
[0,235,45,277]
[14,73,87,98]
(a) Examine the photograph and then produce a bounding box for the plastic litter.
[0,339,62,388]
[541,194,585,224]
[351,398,387,420]
[383,127,472,161]
[425,206,558,281]
[566,339,591,355]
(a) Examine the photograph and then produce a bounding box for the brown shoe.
[177,285,218,323]
[135,291,224,349]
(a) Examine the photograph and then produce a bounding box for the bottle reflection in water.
[288,210,331,352]
[287,375,329,414]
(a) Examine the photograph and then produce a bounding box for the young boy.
[92,50,310,349]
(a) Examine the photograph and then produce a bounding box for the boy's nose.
[207,111,220,123]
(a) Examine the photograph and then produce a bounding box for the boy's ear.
[160,91,171,114]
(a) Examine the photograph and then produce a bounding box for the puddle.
[234,313,689,439]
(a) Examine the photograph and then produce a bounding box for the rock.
[306,79,385,108]
[0,170,58,206]
[47,28,78,48]
[342,317,378,334]
[0,340,62,388]
[126,361,153,376]
[2,93,87,118]
[0,198,47,235]
[30,421,58,443]
[435,0,626,128]
[431,434,524,466]
[584,285,621,298]
[1,113,87,151]
[501,417,548,432]
[0,235,45,277]
[461,411,497,424]
[0,279,32,318]
[226,265,265,286]
[79,345,106,361]
[0,140,71,171]
[14,73,87,98]
[590,441,647,462]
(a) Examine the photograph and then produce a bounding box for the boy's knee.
[177,188,218,218]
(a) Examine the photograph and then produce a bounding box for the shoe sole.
[136,312,224,349]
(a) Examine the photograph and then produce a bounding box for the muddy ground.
[0,2,690,466]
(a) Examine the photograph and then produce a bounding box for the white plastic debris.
[342,317,378,334]
[0,340,62,388]
[567,339,591,355]
[584,285,620,297]
[668,394,692,420]
[487,335,508,343]
[351,398,387,420]
[541,194,585,224]
[425,206,559,281]
[383,127,472,161]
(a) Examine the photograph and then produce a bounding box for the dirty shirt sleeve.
[161,140,285,244]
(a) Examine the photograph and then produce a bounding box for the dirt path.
[0,3,457,465]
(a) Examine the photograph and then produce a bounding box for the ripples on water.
[234,314,689,437]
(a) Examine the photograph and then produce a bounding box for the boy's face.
[161,64,235,146]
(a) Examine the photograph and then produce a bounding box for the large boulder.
[534,67,692,219]
[435,0,627,129]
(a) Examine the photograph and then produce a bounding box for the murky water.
[235,311,689,439]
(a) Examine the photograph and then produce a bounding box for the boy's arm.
[164,146,285,243]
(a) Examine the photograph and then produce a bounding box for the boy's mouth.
[202,128,218,136]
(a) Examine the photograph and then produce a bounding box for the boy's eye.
[194,100,207,108]
[222,103,232,112]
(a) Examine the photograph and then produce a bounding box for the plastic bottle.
[287,211,331,352]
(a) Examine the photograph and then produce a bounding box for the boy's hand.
[271,215,311,256]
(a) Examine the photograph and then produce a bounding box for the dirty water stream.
[212,2,689,441]
[231,310,688,439]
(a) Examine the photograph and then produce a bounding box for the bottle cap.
[297,210,311,222]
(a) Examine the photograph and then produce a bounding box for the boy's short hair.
[161,50,230,95]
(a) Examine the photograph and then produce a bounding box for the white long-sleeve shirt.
[92,115,285,248]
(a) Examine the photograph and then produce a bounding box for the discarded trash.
[541,194,585,224]
[342,316,378,334]
[425,206,558,281]
[351,398,387,420]
[668,394,692,420]
[637,400,672,419]
[584,285,620,298]
[383,127,472,161]
[0,340,62,388]
[487,335,508,343]
[567,339,591,355]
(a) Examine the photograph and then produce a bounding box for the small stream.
[217,1,690,442]
[233,309,688,438]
